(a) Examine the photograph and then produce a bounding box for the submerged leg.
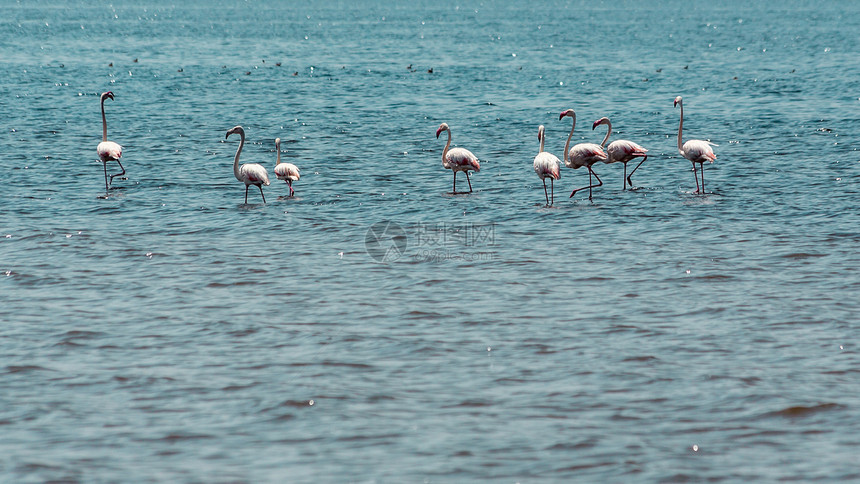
[569,167,603,200]
[109,159,126,186]
[627,155,647,188]
[691,162,700,194]
[102,161,109,196]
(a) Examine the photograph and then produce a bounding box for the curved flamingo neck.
[441,129,451,165]
[599,120,612,148]
[538,127,545,152]
[563,114,576,165]
[233,131,245,181]
[100,97,108,142]
[677,101,685,154]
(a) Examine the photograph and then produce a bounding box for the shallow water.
[2,0,860,481]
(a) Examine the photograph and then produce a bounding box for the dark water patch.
[4,365,53,374]
[781,252,828,259]
[765,403,844,418]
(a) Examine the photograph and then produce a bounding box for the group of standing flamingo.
[97,92,715,204]
[438,97,717,206]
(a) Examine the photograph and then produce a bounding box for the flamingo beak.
[674,100,679,107]
[435,128,442,138]
[558,112,565,120]
[592,120,599,130]
[107,92,114,101]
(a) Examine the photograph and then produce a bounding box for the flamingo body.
[567,143,607,169]
[226,126,270,203]
[534,152,561,180]
[679,139,716,164]
[97,141,122,162]
[436,123,480,193]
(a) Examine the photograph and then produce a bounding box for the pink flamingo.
[560,109,607,200]
[225,126,270,203]
[533,125,561,205]
[96,92,124,195]
[273,137,300,197]
[674,96,717,194]
[435,123,480,193]
[592,117,648,190]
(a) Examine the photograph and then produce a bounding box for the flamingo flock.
[95,93,717,204]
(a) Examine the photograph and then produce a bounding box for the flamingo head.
[559,109,575,120]
[101,91,114,102]
[537,125,545,141]
[275,137,281,148]
[436,123,449,139]
[226,125,244,139]
[592,117,610,130]
[674,96,682,107]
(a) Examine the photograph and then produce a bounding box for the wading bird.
[592,117,648,190]
[96,92,124,196]
[674,96,717,194]
[560,109,607,200]
[435,123,480,193]
[533,125,561,205]
[273,138,300,197]
[225,126,270,203]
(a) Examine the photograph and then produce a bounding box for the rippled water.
[2,0,859,481]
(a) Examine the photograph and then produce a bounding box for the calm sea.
[2,0,859,481]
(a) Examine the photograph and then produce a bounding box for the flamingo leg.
[551,178,554,205]
[258,185,266,203]
[569,168,603,200]
[288,180,294,197]
[700,163,705,194]
[466,171,473,192]
[691,162,700,194]
[452,171,457,194]
[109,159,126,186]
[627,155,647,188]
[102,161,109,196]
[542,178,549,205]
[622,162,627,190]
[244,185,249,204]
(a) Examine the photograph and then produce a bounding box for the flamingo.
[273,137,300,197]
[592,117,648,190]
[96,92,124,196]
[225,126,270,203]
[559,109,607,200]
[674,96,717,194]
[435,123,480,193]
[533,125,561,205]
